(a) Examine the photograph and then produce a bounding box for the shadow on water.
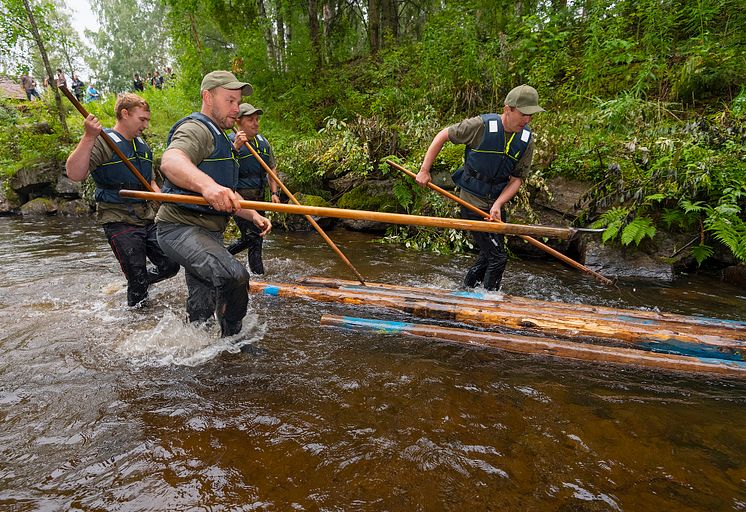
[0,216,745,511]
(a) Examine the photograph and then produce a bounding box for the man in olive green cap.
[155,70,271,337]
[415,84,544,292]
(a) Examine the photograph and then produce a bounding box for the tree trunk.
[381,0,398,46]
[256,0,278,70]
[322,1,334,64]
[308,0,322,69]
[368,0,380,54]
[277,9,287,72]
[22,0,69,140]
[189,13,203,52]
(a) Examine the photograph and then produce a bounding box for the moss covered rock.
[273,193,335,231]
[0,181,22,214]
[336,180,402,232]
[20,197,58,216]
[337,180,400,212]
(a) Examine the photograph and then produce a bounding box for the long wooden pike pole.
[321,315,746,378]
[386,160,613,286]
[232,128,365,285]
[119,190,576,239]
[59,85,154,192]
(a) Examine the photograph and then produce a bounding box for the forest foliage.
[1,0,744,263]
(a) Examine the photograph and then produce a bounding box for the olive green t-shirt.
[447,115,535,210]
[155,119,230,232]
[89,136,157,226]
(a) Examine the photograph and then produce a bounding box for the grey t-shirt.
[155,119,230,232]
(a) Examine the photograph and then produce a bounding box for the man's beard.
[211,108,234,129]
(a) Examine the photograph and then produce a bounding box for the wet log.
[250,281,745,361]
[320,315,746,379]
[300,276,746,335]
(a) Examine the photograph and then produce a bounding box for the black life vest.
[452,113,531,200]
[229,133,272,190]
[91,129,153,204]
[161,112,239,216]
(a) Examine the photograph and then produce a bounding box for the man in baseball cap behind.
[415,84,544,292]
[156,71,271,337]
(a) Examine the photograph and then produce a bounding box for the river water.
[1,216,745,511]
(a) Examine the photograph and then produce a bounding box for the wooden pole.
[119,190,575,239]
[249,281,746,360]
[232,127,366,285]
[59,85,154,192]
[299,276,746,339]
[320,315,746,378]
[386,160,613,286]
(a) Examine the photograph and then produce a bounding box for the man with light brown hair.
[66,92,179,307]
[416,84,545,292]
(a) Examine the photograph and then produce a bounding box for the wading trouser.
[156,222,249,336]
[226,188,265,274]
[461,206,508,292]
[103,222,180,307]
[227,215,265,274]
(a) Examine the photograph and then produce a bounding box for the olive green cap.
[238,103,263,117]
[200,70,253,96]
[504,84,545,115]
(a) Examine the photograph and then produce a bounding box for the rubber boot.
[247,242,264,275]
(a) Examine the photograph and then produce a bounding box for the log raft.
[320,315,746,378]
[249,280,745,364]
[300,276,746,333]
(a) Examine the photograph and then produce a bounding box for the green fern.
[704,215,746,261]
[691,244,714,265]
[392,180,414,211]
[620,217,657,246]
[660,207,691,230]
[681,199,706,213]
[644,193,666,202]
[590,207,629,243]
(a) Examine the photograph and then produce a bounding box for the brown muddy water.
[1,216,745,511]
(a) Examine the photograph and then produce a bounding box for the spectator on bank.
[71,74,85,101]
[133,73,144,92]
[55,68,67,88]
[145,72,152,88]
[151,71,164,89]
[21,74,42,101]
[85,83,100,103]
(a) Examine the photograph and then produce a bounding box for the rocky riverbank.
[1,158,744,285]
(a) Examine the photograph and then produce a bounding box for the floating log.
[119,190,574,239]
[320,315,746,378]
[250,281,745,361]
[300,276,746,335]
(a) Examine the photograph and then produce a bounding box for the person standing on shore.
[20,74,41,100]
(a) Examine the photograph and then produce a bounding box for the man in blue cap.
[416,84,545,292]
